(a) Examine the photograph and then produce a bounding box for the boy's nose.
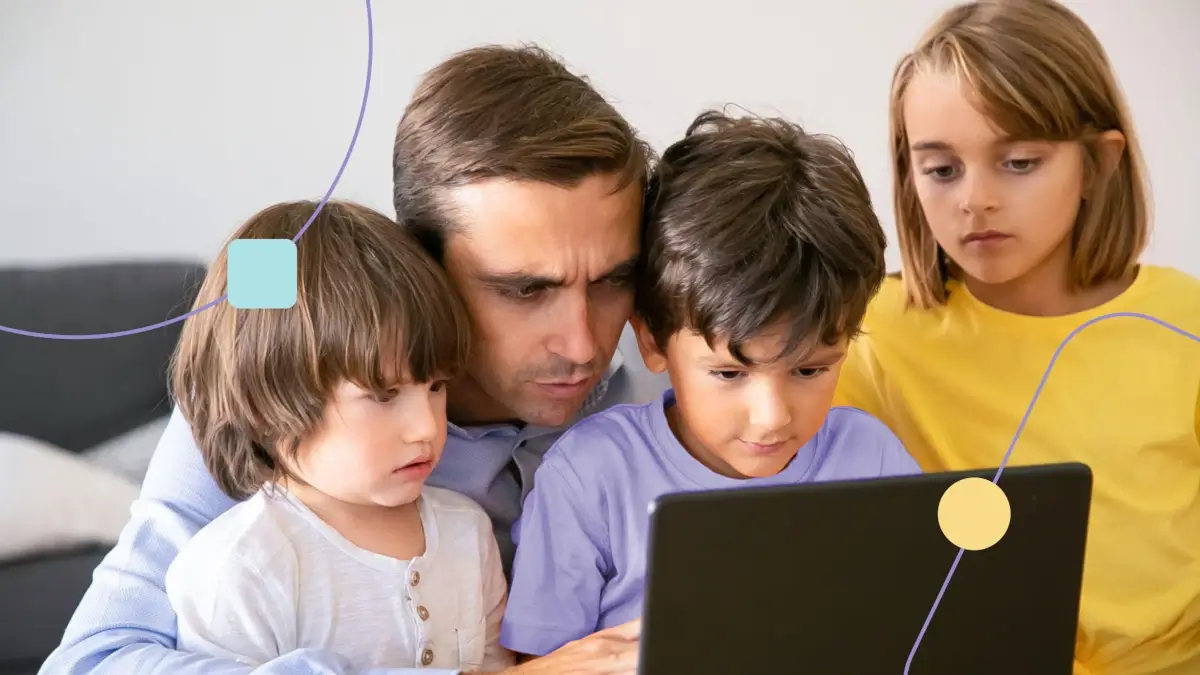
[747,388,792,432]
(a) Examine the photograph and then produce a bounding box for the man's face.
[441,172,642,427]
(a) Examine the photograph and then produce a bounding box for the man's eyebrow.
[596,255,639,282]
[474,270,564,290]
[474,254,640,289]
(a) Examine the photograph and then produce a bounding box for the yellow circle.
[937,477,1011,551]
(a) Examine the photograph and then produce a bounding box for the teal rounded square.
[227,239,298,309]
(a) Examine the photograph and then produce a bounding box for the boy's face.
[634,318,847,479]
[286,377,448,508]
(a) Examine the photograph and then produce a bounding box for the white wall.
[2,0,1197,277]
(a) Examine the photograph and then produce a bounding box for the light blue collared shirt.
[40,330,668,675]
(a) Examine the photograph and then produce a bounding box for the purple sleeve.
[879,427,923,476]
[499,456,610,657]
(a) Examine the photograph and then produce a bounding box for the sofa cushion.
[0,261,206,452]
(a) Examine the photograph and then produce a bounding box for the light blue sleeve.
[499,452,610,658]
[39,406,458,675]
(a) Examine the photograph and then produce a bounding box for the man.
[41,44,668,675]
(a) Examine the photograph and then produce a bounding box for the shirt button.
[417,605,429,620]
[410,570,420,586]
[421,648,434,665]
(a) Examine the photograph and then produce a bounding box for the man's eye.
[505,285,543,300]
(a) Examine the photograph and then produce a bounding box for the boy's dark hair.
[170,200,471,501]
[637,110,887,364]
[392,44,654,260]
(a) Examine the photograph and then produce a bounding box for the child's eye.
[429,379,448,393]
[922,164,958,181]
[793,366,829,379]
[1004,157,1041,173]
[708,370,744,382]
[372,388,398,403]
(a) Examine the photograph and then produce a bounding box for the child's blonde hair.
[889,0,1150,308]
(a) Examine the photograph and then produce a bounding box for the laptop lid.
[639,462,1092,675]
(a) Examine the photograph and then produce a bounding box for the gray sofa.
[0,260,206,675]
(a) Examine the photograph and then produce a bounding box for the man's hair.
[392,44,654,260]
[170,200,471,501]
[889,0,1149,308]
[637,110,888,364]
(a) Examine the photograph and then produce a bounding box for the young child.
[163,201,515,672]
[834,1,1200,673]
[498,110,922,657]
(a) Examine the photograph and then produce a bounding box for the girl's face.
[903,70,1087,289]
[287,377,449,509]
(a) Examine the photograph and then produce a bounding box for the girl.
[163,200,515,672]
[836,1,1200,673]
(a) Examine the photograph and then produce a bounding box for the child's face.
[635,319,847,479]
[286,378,448,508]
[903,69,1087,288]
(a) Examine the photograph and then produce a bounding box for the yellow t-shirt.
[835,264,1200,675]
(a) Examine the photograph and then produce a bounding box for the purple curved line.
[292,0,374,242]
[904,311,1200,673]
[0,0,374,341]
[0,295,227,340]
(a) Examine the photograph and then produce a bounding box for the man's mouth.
[533,376,593,398]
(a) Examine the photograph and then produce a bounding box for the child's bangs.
[683,252,865,367]
[918,36,1091,144]
[327,277,471,396]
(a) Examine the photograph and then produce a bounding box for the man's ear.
[631,316,669,374]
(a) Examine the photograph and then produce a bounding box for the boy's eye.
[793,366,829,379]
[708,370,744,381]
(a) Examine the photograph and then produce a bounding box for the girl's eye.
[1004,157,1041,173]
[429,379,448,393]
[923,164,958,181]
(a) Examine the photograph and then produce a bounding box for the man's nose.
[547,290,598,365]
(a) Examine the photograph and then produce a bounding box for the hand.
[497,619,641,675]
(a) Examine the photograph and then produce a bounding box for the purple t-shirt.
[499,388,920,656]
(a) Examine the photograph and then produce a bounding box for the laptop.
[638,462,1093,675]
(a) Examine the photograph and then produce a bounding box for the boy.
[163,200,513,672]
[498,110,921,657]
